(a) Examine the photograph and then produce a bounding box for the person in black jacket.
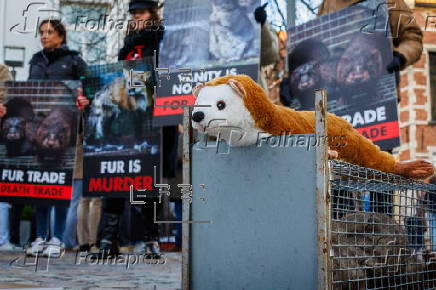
[117,4,163,62]
[24,19,89,257]
[98,0,178,258]
[29,23,87,80]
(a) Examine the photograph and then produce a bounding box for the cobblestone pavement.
[0,250,181,289]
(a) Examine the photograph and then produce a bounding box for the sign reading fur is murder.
[82,59,160,199]
[285,0,400,150]
[0,81,80,206]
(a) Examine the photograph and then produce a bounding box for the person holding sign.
[316,0,423,216]
[98,0,175,258]
[24,19,89,257]
[317,0,423,81]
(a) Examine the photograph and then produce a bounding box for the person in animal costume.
[191,75,434,179]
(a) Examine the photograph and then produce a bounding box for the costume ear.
[192,83,205,98]
[228,79,246,98]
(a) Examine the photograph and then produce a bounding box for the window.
[431,52,436,121]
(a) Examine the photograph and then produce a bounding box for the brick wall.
[397,4,436,164]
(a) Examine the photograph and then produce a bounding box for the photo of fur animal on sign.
[159,0,260,69]
[82,59,161,198]
[83,59,159,156]
[0,81,80,205]
[284,1,400,150]
[0,81,79,165]
[209,0,260,62]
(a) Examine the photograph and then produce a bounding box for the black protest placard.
[83,135,160,199]
[286,0,400,150]
[82,59,161,198]
[153,63,259,127]
[156,0,262,127]
[159,0,261,69]
[0,81,80,206]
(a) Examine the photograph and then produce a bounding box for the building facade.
[397,0,436,165]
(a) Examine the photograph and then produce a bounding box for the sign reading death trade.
[285,0,400,150]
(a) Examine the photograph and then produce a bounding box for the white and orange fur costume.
[191,74,434,179]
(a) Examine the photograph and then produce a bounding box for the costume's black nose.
[192,111,205,123]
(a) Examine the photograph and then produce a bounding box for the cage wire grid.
[328,160,436,289]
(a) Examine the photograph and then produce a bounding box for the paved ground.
[0,250,181,289]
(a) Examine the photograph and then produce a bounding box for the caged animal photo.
[84,68,158,156]
[209,0,259,62]
[0,96,78,164]
[335,32,391,107]
[1,98,37,157]
[283,32,393,111]
[283,39,342,111]
[34,108,77,162]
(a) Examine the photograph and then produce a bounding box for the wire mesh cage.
[328,160,436,289]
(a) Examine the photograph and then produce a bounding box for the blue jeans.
[36,205,68,241]
[429,212,436,251]
[0,203,10,245]
[63,179,82,248]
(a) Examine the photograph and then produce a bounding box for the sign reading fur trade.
[82,60,160,198]
[284,0,400,150]
[0,81,80,206]
[191,75,434,179]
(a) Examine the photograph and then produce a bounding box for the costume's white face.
[191,84,268,146]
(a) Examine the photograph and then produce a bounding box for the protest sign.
[0,81,80,205]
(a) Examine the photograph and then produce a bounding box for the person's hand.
[254,3,268,26]
[76,96,89,110]
[387,51,406,73]
[76,88,89,110]
[0,104,6,118]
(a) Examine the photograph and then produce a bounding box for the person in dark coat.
[25,19,89,257]
[98,0,177,257]
[29,47,87,80]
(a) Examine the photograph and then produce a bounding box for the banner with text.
[285,0,400,150]
[0,81,80,205]
[83,59,161,198]
[153,63,258,127]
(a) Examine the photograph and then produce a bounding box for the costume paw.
[393,160,434,179]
